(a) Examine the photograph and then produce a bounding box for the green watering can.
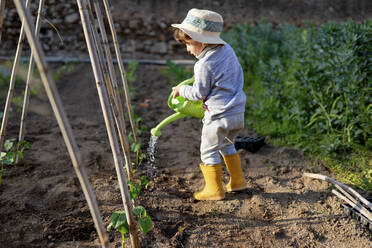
[150,78,205,137]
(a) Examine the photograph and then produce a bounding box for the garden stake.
[0,0,30,153]
[76,0,139,246]
[13,0,110,247]
[17,0,45,164]
[85,0,133,180]
[332,189,372,222]
[102,0,138,144]
[93,0,132,168]
[304,173,372,211]
[0,0,5,42]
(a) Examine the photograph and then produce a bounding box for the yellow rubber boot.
[193,164,225,200]
[223,153,247,192]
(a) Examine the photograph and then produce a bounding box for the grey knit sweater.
[179,44,246,120]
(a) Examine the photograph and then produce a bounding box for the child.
[171,8,247,200]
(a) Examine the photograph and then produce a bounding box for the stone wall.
[1,0,371,59]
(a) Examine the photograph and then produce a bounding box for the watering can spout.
[150,112,186,137]
[150,78,205,137]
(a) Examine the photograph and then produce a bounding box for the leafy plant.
[0,138,30,185]
[127,175,150,201]
[128,112,147,166]
[12,96,24,109]
[109,175,151,247]
[107,205,152,248]
[0,63,26,100]
[162,59,193,85]
[123,60,149,166]
[126,60,139,85]
[107,210,129,247]
[52,62,77,82]
[223,20,371,154]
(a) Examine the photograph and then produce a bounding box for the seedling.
[107,205,152,248]
[128,113,148,166]
[0,138,30,185]
[127,175,150,201]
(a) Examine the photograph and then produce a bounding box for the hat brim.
[171,24,226,45]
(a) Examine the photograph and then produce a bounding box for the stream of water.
[146,135,159,179]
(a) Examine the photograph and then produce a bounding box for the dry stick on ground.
[0,0,31,152]
[76,0,139,247]
[93,0,133,171]
[332,189,372,222]
[86,0,133,180]
[102,0,138,144]
[304,173,372,211]
[12,0,110,247]
[0,0,5,42]
[16,0,45,164]
[334,184,358,205]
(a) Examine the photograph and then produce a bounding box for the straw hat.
[171,8,226,45]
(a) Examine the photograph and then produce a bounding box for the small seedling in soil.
[127,175,150,201]
[107,205,152,248]
[128,114,147,166]
[0,138,30,185]
[110,174,151,247]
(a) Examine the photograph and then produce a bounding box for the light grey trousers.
[200,113,244,165]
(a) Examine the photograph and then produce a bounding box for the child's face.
[185,40,205,57]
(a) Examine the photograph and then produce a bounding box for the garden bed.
[0,64,371,247]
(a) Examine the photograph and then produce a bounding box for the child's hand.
[172,85,181,98]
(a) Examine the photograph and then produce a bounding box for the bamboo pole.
[0,0,30,152]
[17,0,45,163]
[334,184,358,205]
[332,189,372,222]
[101,0,138,144]
[304,173,372,210]
[13,0,110,247]
[76,0,139,247]
[0,0,5,42]
[92,0,133,173]
[85,0,133,180]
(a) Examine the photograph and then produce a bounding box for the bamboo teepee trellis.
[0,0,30,153]
[12,0,110,247]
[76,0,139,246]
[85,0,133,180]
[101,0,138,144]
[2,0,142,247]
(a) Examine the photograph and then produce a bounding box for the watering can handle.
[168,78,195,109]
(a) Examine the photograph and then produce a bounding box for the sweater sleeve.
[179,62,213,101]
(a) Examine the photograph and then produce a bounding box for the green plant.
[0,138,30,185]
[0,63,26,100]
[126,60,139,84]
[123,60,148,166]
[127,175,150,201]
[222,19,372,190]
[128,112,147,166]
[107,205,152,248]
[52,62,76,81]
[162,59,193,85]
[12,95,24,109]
[109,175,152,247]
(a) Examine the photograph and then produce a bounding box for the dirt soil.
[0,64,371,248]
